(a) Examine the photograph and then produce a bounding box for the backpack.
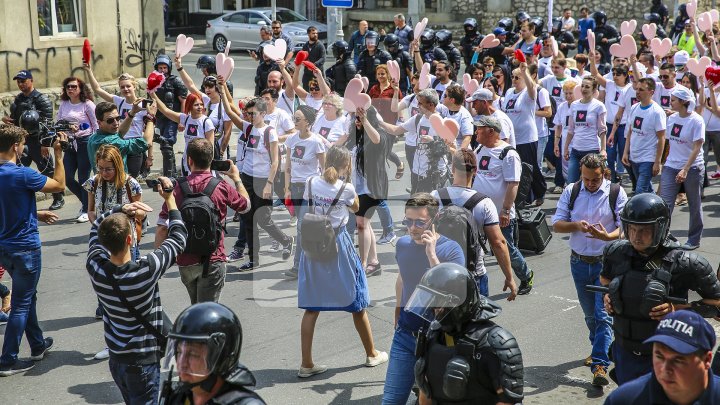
[537,89,557,130]
[476,145,533,205]
[435,188,488,273]
[567,181,622,222]
[178,176,222,276]
[300,177,347,261]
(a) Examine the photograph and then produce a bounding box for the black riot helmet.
[365,30,379,47]
[644,12,662,25]
[620,193,671,252]
[332,40,350,59]
[516,11,530,24]
[593,11,607,27]
[552,17,562,33]
[405,263,480,334]
[498,17,514,33]
[420,29,436,49]
[436,29,453,48]
[383,33,400,53]
[464,18,478,34]
[678,3,688,18]
[196,55,217,75]
[20,110,41,136]
[154,54,173,74]
[529,17,545,36]
[164,302,243,381]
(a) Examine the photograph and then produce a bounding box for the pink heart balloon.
[551,37,559,56]
[587,30,595,53]
[264,38,287,61]
[175,34,194,58]
[216,53,234,81]
[642,23,657,41]
[650,37,672,58]
[387,60,401,83]
[146,71,166,93]
[712,9,719,23]
[462,73,479,95]
[698,12,713,32]
[687,0,697,18]
[224,41,231,56]
[413,18,428,42]
[610,35,637,58]
[343,78,371,112]
[353,74,369,91]
[479,34,500,49]
[620,20,637,36]
[418,63,431,90]
[686,56,712,77]
[428,114,459,143]
[573,85,582,100]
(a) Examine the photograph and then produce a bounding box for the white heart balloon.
[216,53,235,81]
[264,38,287,61]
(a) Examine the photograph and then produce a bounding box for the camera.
[141,99,153,108]
[39,119,74,149]
[145,178,176,193]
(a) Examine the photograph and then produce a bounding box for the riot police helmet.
[164,302,243,380]
[405,263,480,333]
[20,110,41,136]
[383,33,401,52]
[420,29,436,49]
[644,12,662,25]
[365,30,379,47]
[464,18,478,34]
[436,29,453,48]
[497,17,514,33]
[529,17,545,36]
[678,3,688,17]
[516,11,530,24]
[593,11,608,27]
[196,55,217,74]
[620,193,671,252]
[154,54,173,74]
[332,40,350,59]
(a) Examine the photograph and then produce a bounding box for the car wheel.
[214,35,227,52]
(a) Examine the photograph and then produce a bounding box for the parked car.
[206,8,328,53]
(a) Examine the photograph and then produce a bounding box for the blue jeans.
[0,311,8,323]
[659,166,704,246]
[612,342,652,386]
[382,327,417,405]
[0,247,45,366]
[607,123,626,181]
[108,358,160,405]
[290,182,308,270]
[63,136,91,212]
[475,273,489,297]
[537,135,550,168]
[567,148,599,184]
[578,39,589,54]
[500,219,531,282]
[631,161,655,194]
[377,199,394,234]
[570,256,613,368]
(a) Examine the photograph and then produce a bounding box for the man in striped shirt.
[86,181,186,404]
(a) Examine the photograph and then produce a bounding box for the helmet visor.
[162,334,226,378]
[365,37,377,47]
[404,285,464,323]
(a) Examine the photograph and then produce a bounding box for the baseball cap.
[466,88,494,103]
[473,116,502,132]
[13,70,32,80]
[493,27,508,36]
[674,50,690,68]
[643,310,716,355]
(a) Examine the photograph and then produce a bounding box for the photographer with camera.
[0,125,66,376]
[2,70,64,210]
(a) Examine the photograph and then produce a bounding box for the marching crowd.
[4,1,720,403]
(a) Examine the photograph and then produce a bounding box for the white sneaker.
[289,216,298,226]
[268,240,282,253]
[297,364,328,378]
[76,213,89,223]
[365,351,389,367]
[94,348,109,360]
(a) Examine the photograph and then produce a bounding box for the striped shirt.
[86,207,187,363]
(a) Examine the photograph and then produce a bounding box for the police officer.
[669,3,690,41]
[415,29,448,75]
[592,11,620,65]
[356,30,391,88]
[196,55,234,96]
[154,55,188,177]
[2,70,63,210]
[497,17,517,45]
[600,193,720,385]
[436,29,462,74]
[460,19,482,74]
[651,0,670,29]
[410,263,524,404]
[551,17,577,55]
[160,302,266,405]
[384,33,413,95]
[513,11,530,36]
[325,40,357,97]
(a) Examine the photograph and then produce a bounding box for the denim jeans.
[659,166,704,246]
[0,311,8,323]
[500,219,531,282]
[537,135,550,168]
[607,123,627,181]
[612,343,652,386]
[290,182,308,270]
[631,161,655,194]
[567,148,600,184]
[475,273,489,297]
[0,247,45,366]
[382,327,417,405]
[63,136,91,212]
[108,358,160,405]
[376,200,394,234]
[570,255,613,368]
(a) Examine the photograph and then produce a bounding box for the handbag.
[300,176,346,261]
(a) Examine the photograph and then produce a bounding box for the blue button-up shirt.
[552,179,627,256]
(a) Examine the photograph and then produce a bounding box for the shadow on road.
[68,381,124,404]
[525,360,606,400]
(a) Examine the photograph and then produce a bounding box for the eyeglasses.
[96,166,116,173]
[65,84,78,89]
[511,76,521,80]
[612,72,626,77]
[401,218,431,228]
[246,112,257,117]
[659,75,671,79]
[493,75,502,80]
[104,116,121,124]
[322,102,334,107]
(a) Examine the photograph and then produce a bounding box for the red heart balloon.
[294,50,309,66]
[82,39,92,65]
[146,71,165,92]
[302,60,317,71]
[514,49,526,63]
[706,66,720,84]
[533,43,542,56]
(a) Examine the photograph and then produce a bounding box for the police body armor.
[460,34,481,69]
[157,75,186,124]
[164,363,265,405]
[357,49,391,87]
[593,24,620,64]
[421,48,449,75]
[326,57,357,97]
[440,45,462,74]
[389,49,413,94]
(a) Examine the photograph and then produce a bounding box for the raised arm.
[358,108,380,144]
[149,92,181,123]
[519,62,536,100]
[82,63,114,102]
[292,61,309,99]
[174,55,201,95]
[314,67,331,97]
[218,79,247,128]
[588,50,608,87]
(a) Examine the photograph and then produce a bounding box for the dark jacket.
[255,62,279,96]
[357,49,392,88]
[301,40,327,88]
[326,57,357,97]
[10,89,53,123]
[156,75,188,124]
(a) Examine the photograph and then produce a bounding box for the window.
[224,0,237,11]
[37,0,82,36]
[198,0,212,11]
[247,12,266,25]
[262,10,307,24]
[227,13,247,24]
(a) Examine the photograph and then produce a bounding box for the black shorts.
[356,194,383,218]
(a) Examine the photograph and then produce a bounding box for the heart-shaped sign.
[587,30,595,52]
[706,66,720,84]
[302,60,317,71]
[573,85,582,100]
[82,39,92,65]
[418,63,432,89]
[216,52,235,81]
[146,71,165,93]
[342,78,372,112]
[620,20,637,36]
[650,37,672,58]
[387,60,401,83]
[462,73,479,95]
[224,41,231,56]
[551,37,559,57]
[642,23,657,41]
[698,12,713,32]
[294,50,309,66]
[687,56,712,77]
[687,0,697,18]
[414,18,428,42]
[610,35,637,58]
[354,74,369,91]
[533,42,542,56]
[479,34,500,49]
[264,38,287,61]
[428,114,459,143]
[712,9,720,23]
[514,49,526,63]
[175,34,194,58]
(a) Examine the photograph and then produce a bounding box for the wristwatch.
[502,208,511,215]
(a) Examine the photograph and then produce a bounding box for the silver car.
[205,8,327,53]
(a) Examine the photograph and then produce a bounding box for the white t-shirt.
[264,108,295,136]
[438,104,474,147]
[304,95,323,110]
[701,88,720,131]
[554,101,572,138]
[627,102,667,163]
[285,132,327,183]
[429,75,455,102]
[304,177,356,228]
[540,75,575,106]
[277,89,295,116]
[665,112,705,170]
[398,93,421,124]
[620,87,640,124]
[653,83,677,110]
[236,122,279,178]
[568,98,607,152]
[534,87,552,138]
[502,88,538,144]
[312,113,346,143]
[472,143,522,219]
[201,93,231,130]
[179,113,215,173]
[474,111,516,147]
[113,95,146,139]
[562,16,576,30]
[604,81,631,125]
[400,113,447,176]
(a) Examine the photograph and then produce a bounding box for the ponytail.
[322,146,351,184]
[323,166,339,183]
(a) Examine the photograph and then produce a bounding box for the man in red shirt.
[155,138,250,304]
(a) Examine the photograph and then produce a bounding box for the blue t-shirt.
[579,18,596,40]
[0,163,47,250]
[604,371,720,404]
[396,235,465,332]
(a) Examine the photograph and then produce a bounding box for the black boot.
[48,193,65,210]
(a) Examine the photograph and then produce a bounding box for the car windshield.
[262,10,307,23]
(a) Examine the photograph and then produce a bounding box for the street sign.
[322,0,353,8]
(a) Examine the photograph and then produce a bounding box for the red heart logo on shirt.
[188,126,196,134]
[674,127,680,134]
[635,119,641,126]
[578,113,585,119]
[295,147,302,156]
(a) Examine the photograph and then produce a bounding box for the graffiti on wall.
[123,28,162,69]
[0,47,105,91]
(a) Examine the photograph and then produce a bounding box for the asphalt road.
[3,40,720,404]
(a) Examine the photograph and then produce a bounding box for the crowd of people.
[4,1,720,403]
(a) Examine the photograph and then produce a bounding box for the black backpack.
[178,177,222,276]
[476,145,533,205]
[435,188,488,274]
[537,89,558,130]
[300,176,347,261]
[567,181,622,222]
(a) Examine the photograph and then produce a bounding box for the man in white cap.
[467,89,515,147]
[673,50,690,82]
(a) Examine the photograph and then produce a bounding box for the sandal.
[365,262,383,277]
[395,164,405,180]
[675,194,688,207]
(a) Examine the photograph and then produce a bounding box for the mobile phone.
[211,160,231,172]
[145,179,173,192]
[141,99,153,108]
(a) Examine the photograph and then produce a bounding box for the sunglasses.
[104,116,121,124]
[511,76,521,80]
[659,75,671,79]
[293,116,305,122]
[401,218,431,228]
[612,72,626,76]
[493,75,503,80]
[65,84,79,89]
[246,111,257,117]
[309,86,320,91]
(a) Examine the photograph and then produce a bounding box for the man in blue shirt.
[577,7,596,54]
[349,20,369,65]
[0,125,67,376]
[605,310,720,405]
[382,193,465,405]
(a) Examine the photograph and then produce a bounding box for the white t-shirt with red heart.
[400,113,447,177]
[568,98,607,152]
[627,102,667,163]
[311,112,346,144]
[284,132,327,183]
[179,113,215,173]
[665,112,705,170]
[502,88,538,145]
[236,122,279,178]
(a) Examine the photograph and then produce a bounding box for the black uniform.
[155,73,187,177]
[594,24,620,64]
[356,49,391,88]
[164,364,265,405]
[11,89,55,178]
[420,47,448,75]
[301,40,326,90]
[326,58,357,97]
[554,30,577,54]
[460,33,482,72]
[440,44,462,74]
[388,47,413,95]
[254,61,279,96]
[651,0,670,29]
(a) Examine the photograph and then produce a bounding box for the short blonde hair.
[117,73,138,90]
[322,93,343,115]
